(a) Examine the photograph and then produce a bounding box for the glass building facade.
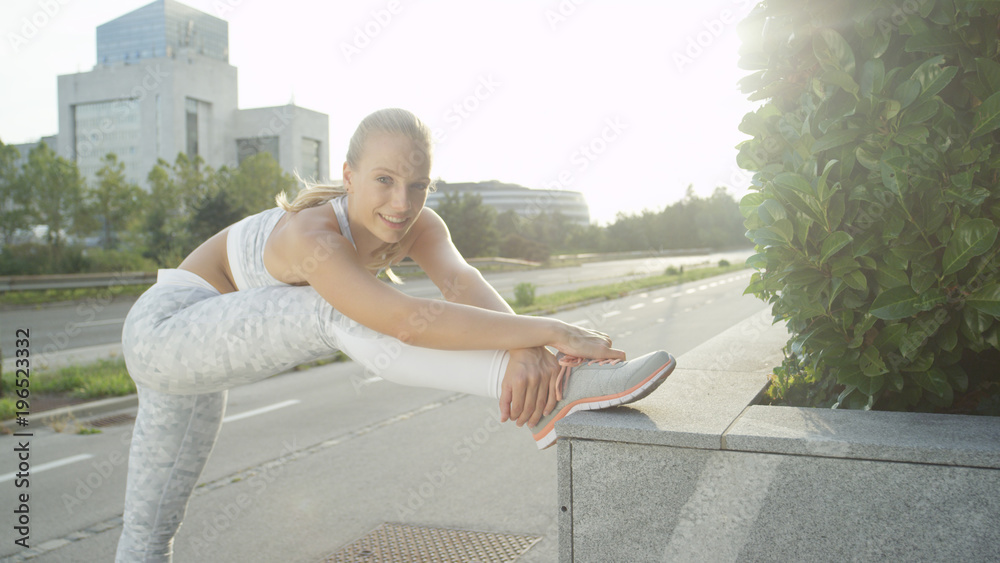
[97,0,228,66]
[72,99,143,184]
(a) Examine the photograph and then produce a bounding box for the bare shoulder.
[266,202,353,283]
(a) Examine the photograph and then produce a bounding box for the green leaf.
[894,79,921,108]
[900,99,940,125]
[910,56,958,101]
[814,28,856,74]
[904,29,964,54]
[942,218,999,275]
[875,266,909,288]
[971,90,1000,139]
[879,158,909,195]
[911,367,951,400]
[966,283,1000,316]
[844,270,868,292]
[812,128,864,154]
[975,57,1000,95]
[758,198,787,224]
[819,232,853,264]
[739,192,765,219]
[894,125,929,145]
[860,346,889,377]
[772,172,814,197]
[859,59,885,98]
[870,285,923,319]
[820,69,860,95]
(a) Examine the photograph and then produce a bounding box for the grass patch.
[1,358,136,421]
[0,284,152,308]
[511,264,747,315]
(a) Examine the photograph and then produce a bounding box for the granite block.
[555,368,769,449]
[724,405,1000,469]
[567,440,1000,562]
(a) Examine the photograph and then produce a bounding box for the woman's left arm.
[407,209,559,427]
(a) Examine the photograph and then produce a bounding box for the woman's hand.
[499,346,560,427]
[550,320,626,362]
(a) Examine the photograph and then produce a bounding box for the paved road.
[0,250,752,363]
[0,269,768,562]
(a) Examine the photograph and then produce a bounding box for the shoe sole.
[532,354,676,450]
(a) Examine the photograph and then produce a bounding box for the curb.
[2,394,138,433]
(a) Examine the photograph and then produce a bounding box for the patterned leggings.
[115,269,508,562]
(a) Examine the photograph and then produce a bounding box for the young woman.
[115,108,674,562]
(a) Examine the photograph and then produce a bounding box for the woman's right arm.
[280,217,621,359]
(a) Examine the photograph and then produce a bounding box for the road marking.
[683,307,693,313]
[569,319,592,326]
[0,454,93,484]
[629,303,646,310]
[685,289,696,294]
[603,310,622,318]
[709,282,719,288]
[705,299,714,305]
[223,399,301,424]
[75,319,125,328]
[671,293,683,298]
[657,318,665,323]
[698,285,709,290]
[652,297,666,304]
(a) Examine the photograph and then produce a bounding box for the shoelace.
[554,355,623,401]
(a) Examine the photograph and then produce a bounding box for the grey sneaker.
[530,350,675,449]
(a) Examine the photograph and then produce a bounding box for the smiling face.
[343,131,432,245]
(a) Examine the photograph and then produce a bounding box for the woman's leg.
[117,269,509,561]
[116,387,226,563]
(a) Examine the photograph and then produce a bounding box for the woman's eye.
[377,176,392,184]
[411,184,428,191]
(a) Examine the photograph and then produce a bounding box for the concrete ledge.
[557,310,1000,562]
[725,405,1000,469]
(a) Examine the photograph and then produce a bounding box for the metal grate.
[321,522,541,563]
[84,413,136,427]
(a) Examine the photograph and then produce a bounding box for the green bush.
[738,0,1000,412]
[719,259,731,267]
[514,282,537,308]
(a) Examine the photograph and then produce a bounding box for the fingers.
[544,372,559,416]
[515,376,540,427]
[527,382,548,427]
[499,384,512,423]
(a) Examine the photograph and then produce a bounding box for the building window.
[185,98,199,158]
[236,136,280,165]
[300,137,321,181]
[72,98,142,185]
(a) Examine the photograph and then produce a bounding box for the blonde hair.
[274,108,434,283]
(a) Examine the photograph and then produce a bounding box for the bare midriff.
[177,226,240,295]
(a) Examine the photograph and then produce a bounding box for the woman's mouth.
[379,213,409,229]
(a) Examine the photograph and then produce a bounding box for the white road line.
[685,289,696,294]
[671,293,683,298]
[683,307,693,313]
[698,285,709,290]
[75,319,125,328]
[569,319,593,326]
[656,318,665,323]
[652,297,666,304]
[603,310,622,318]
[0,453,93,484]
[223,399,300,424]
[709,282,719,287]
[629,303,646,310]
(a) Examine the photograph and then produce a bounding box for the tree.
[88,153,145,250]
[21,142,86,263]
[0,139,29,246]
[433,191,499,258]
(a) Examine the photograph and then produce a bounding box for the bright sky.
[0,0,759,225]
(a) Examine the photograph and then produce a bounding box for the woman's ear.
[342,162,353,192]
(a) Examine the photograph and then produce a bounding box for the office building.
[49,0,328,187]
